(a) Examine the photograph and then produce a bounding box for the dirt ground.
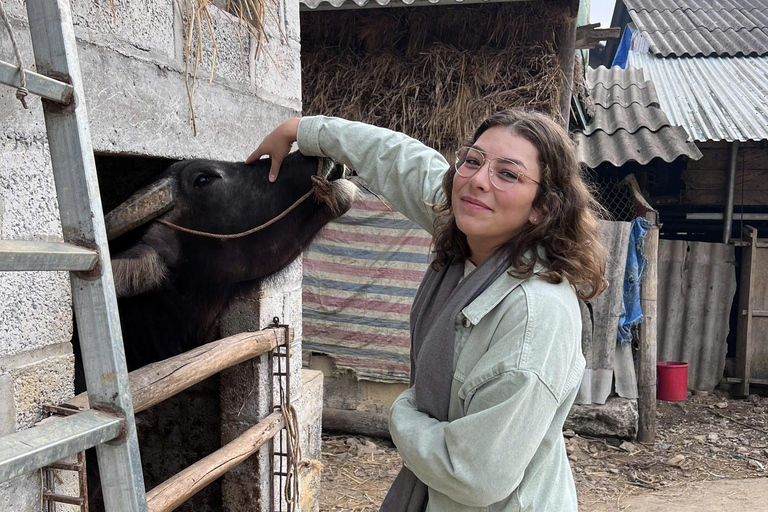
[318,391,768,511]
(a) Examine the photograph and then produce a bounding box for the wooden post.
[735,226,758,397]
[557,10,578,128]
[637,212,659,443]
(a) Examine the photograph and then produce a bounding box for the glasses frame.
[454,146,541,190]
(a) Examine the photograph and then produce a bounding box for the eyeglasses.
[454,146,540,191]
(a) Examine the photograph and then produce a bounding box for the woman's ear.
[529,209,543,225]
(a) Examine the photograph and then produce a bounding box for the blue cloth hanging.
[618,216,652,345]
[611,25,634,69]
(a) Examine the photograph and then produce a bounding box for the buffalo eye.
[193,174,218,188]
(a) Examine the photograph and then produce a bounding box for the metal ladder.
[0,1,148,510]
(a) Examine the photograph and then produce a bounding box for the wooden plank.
[637,215,658,444]
[680,189,768,206]
[722,377,768,386]
[145,411,284,512]
[575,24,621,49]
[0,240,97,271]
[682,169,768,191]
[65,328,291,413]
[749,243,768,380]
[323,408,391,439]
[686,146,767,171]
[735,226,757,396]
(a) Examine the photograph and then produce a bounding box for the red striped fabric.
[303,189,432,383]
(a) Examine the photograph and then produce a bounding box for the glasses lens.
[489,162,525,190]
[455,147,483,178]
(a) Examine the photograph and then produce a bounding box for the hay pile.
[302,2,569,154]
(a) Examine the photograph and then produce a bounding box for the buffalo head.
[93,151,356,372]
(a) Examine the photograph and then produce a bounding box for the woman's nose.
[469,161,492,190]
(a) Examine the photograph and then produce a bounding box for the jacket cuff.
[297,116,324,157]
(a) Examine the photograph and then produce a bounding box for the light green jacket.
[298,116,585,512]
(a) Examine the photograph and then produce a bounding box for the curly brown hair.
[431,109,607,301]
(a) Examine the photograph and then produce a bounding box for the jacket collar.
[460,248,549,325]
[461,269,527,325]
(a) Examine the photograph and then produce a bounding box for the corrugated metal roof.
[300,0,524,10]
[624,0,768,57]
[590,83,660,109]
[628,51,768,142]
[574,66,702,168]
[657,239,737,391]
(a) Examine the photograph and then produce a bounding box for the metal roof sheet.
[583,104,670,135]
[624,0,768,56]
[657,239,737,391]
[628,51,768,142]
[590,83,660,109]
[575,66,702,167]
[590,81,660,109]
[574,126,699,167]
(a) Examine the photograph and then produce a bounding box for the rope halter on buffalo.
[156,160,345,239]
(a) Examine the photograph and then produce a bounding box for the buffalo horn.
[105,178,175,241]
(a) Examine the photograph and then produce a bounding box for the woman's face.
[452,126,542,261]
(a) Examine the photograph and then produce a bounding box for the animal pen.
[1,0,323,511]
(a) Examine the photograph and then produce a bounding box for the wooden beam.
[735,226,758,397]
[575,24,621,49]
[637,212,659,444]
[557,14,578,128]
[323,407,391,440]
[145,411,285,512]
[65,328,291,413]
[680,189,768,206]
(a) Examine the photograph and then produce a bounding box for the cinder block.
[179,2,252,87]
[10,353,75,429]
[284,0,301,43]
[283,287,303,339]
[0,474,39,511]
[262,256,303,294]
[298,369,323,456]
[253,34,301,108]
[299,463,321,512]
[70,0,175,57]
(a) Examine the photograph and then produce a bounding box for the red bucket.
[657,361,688,401]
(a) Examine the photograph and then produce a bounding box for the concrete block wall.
[1,0,308,510]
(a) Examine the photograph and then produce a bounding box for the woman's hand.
[246,117,301,182]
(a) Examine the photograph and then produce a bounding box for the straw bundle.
[302,2,570,154]
[177,0,278,133]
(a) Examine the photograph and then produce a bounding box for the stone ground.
[318,392,768,511]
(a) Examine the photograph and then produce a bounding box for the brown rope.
[156,188,315,239]
[0,0,29,109]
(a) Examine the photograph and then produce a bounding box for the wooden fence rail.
[65,328,291,413]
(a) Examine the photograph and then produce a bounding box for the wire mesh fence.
[586,170,639,222]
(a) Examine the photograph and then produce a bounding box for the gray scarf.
[380,250,510,512]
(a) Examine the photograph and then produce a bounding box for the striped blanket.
[302,189,433,383]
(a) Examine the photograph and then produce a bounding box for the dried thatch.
[177,0,278,133]
[302,2,570,154]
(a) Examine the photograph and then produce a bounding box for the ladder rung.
[0,240,98,271]
[0,409,122,483]
[0,59,74,104]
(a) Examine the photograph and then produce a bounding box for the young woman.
[248,109,606,512]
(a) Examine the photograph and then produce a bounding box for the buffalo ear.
[111,244,169,298]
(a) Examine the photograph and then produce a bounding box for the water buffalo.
[74,151,356,388]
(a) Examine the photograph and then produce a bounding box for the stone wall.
[0,0,312,510]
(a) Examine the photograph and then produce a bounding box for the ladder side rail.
[24,1,148,510]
